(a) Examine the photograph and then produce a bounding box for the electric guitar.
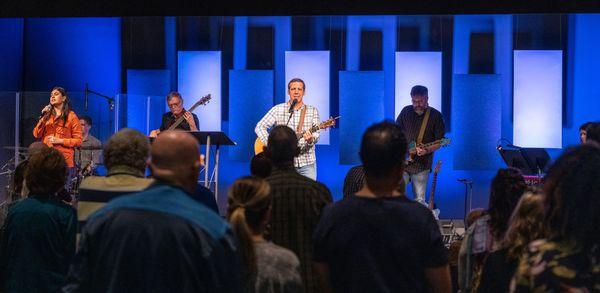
[254,116,339,155]
[429,160,442,220]
[407,138,451,163]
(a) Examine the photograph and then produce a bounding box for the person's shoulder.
[257,241,300,266]
[89,135,102,144]
[397,105,413,118]
[80,175,154,192]
[429,106,443,117]
[273,103,287,109]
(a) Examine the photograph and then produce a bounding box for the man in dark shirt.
[149,91,200,137]
[342,165,365,199]
[264,125,332,293]
[64,131,244,292]
[313,121,451,293]
[396,85,445,205]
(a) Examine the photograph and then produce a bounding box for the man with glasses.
[150,91,199,137]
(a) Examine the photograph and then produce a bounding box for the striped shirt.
[396,106,445,174]
[343,165,365,199]
[255,102,320,168]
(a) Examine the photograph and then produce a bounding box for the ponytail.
[227,176,272,283]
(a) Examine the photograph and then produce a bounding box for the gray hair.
[103,128,150,172]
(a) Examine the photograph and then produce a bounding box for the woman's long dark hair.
[544,144,600,253]
[51,86,71,126]
[488,168,527,240]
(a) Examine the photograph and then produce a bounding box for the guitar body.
[253,116,339,155]
[255,138,266,155]
[407,138,451,163]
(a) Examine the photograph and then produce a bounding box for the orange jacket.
[33,111,83,168]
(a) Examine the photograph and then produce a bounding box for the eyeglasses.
[168,102,182,109]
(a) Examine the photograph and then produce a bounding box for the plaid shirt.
[265,165,332,293]
[255,102,320,168]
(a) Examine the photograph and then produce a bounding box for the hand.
[41,105,51,115]
[184,112,197,130]
[303,131,314,143]
[200,154,205,167]
[416,146,428,156]
[47,136,64,145]
[149,129,160,138]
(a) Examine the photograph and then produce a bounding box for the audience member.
[458,168,527,292]
[264,125,332,293]
[585,122,600,144]
[342,165,365,199]
[0,147,76,292]
[511,144,600,292]
[77,128,154,226]
[250,152,272,178]
[227,176,302,293]
[313,121,451,293]
[478,192,546,293]
[64,131,244,292]
[579,121,593,144]
[447,208,486,293]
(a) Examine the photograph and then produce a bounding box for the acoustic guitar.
[429,160,442,220]
[254,116,339,155]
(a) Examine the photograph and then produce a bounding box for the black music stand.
[520,148,550,175]
[498,147,531,175]
[185,131,236,200]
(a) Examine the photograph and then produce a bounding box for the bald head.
[150,131,201,192]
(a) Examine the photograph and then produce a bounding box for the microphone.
[288,99,297,113]
[457,178,473,184]
[85,83,89,111]
[38,104,51,120]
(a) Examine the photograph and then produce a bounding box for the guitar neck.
[428,175,438,210]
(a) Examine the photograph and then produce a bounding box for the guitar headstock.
[319,116,340,130]
[194,94,211,107]
[433,160,442,174]
[439,138,451,147]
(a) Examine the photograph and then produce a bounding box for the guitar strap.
[416,108,431,145]
[296,106,307,134]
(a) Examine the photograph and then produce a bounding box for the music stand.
[498,148,531,175]
[185,131,236,200]
[520,148,550,176]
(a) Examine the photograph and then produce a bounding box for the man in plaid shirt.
[263,125,332,293]
[255,78,320,180]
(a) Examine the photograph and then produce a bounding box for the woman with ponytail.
[227,176,302,293]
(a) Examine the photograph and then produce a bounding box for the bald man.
[64,131,244,292]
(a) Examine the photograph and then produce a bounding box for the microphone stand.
[85,84,116,111]
[458,179,473,223]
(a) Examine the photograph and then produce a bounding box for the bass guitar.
[150,95,211,137]
[167,94,212,130]
[254,116,339,155]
